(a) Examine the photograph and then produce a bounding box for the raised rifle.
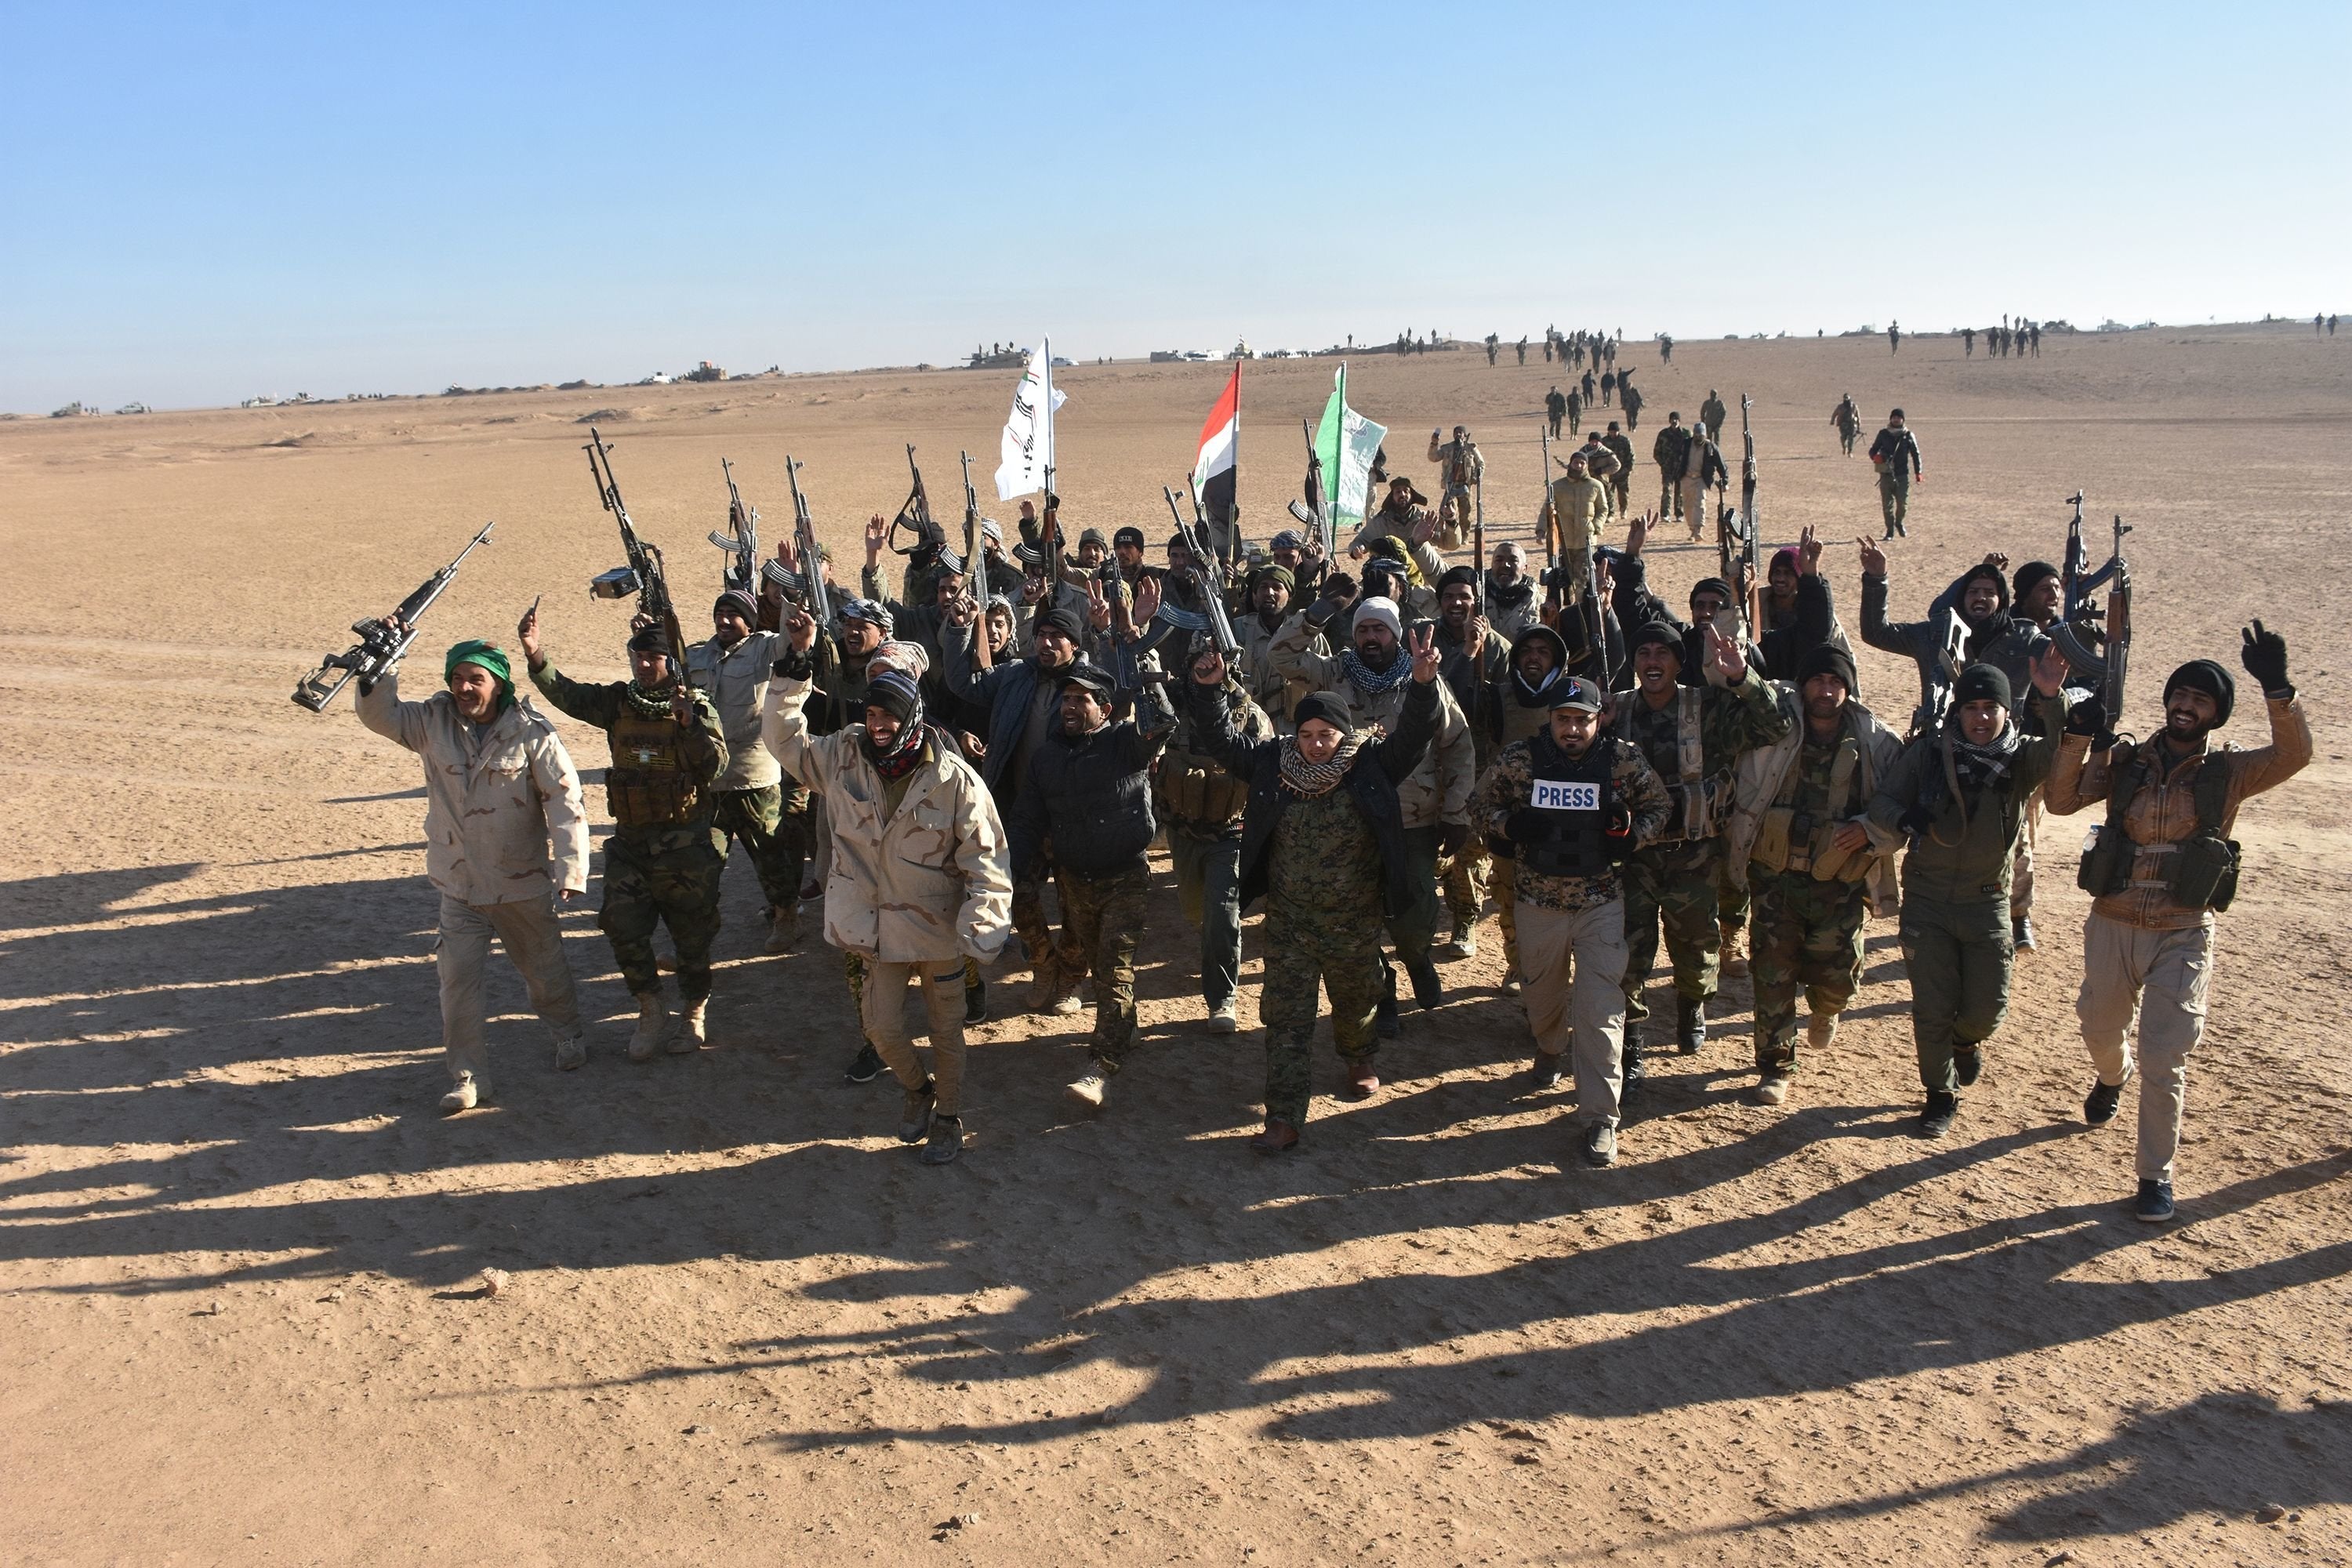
[1287,418,1333,556]
[583,426,687,671]
[782,456,831,628]
[1719,394,1762,635]
[890,444,949,574]
[1537,426,1556,576]
[1472,471,1485,584]
[292,519,492,710]
[1166,483,1243,659]
[2050,510,2132,736]
[710,457,759,594]
[962,449,991,673]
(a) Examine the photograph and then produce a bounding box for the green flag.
[1312,364,1385,554]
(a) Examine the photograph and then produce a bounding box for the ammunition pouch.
[607,706,704,829]
[2076,824,2132,896]
[2169,832,2241,913]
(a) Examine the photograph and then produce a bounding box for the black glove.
[1897,805,1935,838]
[771,648,815,681]
[2241,619,2291,695]
[2063,690,2107,739]
[1436,821,1470,858]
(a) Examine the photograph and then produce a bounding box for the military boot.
[1026,954,1063,1014]
[764,903,799,955]
[1621,1034,1646,1100]
[670,997,706,1053]
[1438,918,1478,961]
[1719,922,1749,980]
[1375,964,1401,1040]
[1676,994,1707,1054]
[1806,1011,1841,1053]
[626,992,670,1062]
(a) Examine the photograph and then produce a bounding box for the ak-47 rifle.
[1472,471,1486,585]
[890,445,949,574]
[710,457,759,594]
[1287,418,1333,556]
[292,520,493,710]
[1718,394,1762,637]
[961,450,991,673]
[2050,510,2133,740]
[583,427,687,672]
[782,456,831,629]
[1537,426,1556,578]
[1167,481,1243,660]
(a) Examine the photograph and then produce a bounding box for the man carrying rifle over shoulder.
[358,630,590,1112]
[519,604,729,1061]
[2045,623,2310,1223]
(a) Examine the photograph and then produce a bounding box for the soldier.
[2045,625,2310,1221]
[1867,408,1923,538]
[1602,422,1638,517]
[1682,421,1731,544]
[1581,367,1597,405]
[1870,659,2069,1137]
[1653,412,1695,530]
[358,634,589,1111]
[1610,620,1792,1087]
[1566,385,1584,437]
[1355,474,1436,555]
[1238,562,1303,735]
[1266,527,1327,602]
[1486,333,1499,366]
[1860,543,2051,742]
[688,588,804,955]
[1516,336,1528,365]
[1621,381,1645,431]
[1009,662,1175,1107]
[1272,593,1475,1026]
[1830,393,1861,457]
[1486,622,1572,991]
[1546,385,1568,438]
[1483,541,1541,642]
[1721,644,1905,1106]
[1600,367,1617,407]
[1475,675,1672,1168]
[1962,327,1976,358]
[1426,426,1484,546]
[940,604,1109,1014]
[1183,632,1441,1149]
[1659,333,1674,364]
[1545,448,1613,580]
[1433,566,1510,959]
[1700,390,1729,446]
[763,624,1013,1167]
[519,609,729,1059]
[1888,321,1902,354]
[1156,648,1274,1031]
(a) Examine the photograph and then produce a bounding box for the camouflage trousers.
[1878,470,1911,536]
[1715,852,1749,935]
[845,951,981,1045]
[1439,838,1490,929]
[601,828,724,1001]
[1011,866,1085,984]
[1058,864,1149,1070]
[1899,894,2013,1095]
[710,781,809,913]
[1749,869,1869,1072]
[1621,839,1722,1021]
[1492,855,1521,974]
[1260,899,1386,1129]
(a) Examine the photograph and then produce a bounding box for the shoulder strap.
[2191,749,2233,834]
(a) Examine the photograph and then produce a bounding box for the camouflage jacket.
[1156,676,1272,838]
[1475,731,1672,912]
[1609,668,1792,844]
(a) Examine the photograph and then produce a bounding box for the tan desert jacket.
[762,675,1012,964]
[358,673,588,904]
[1268,615,1475,830]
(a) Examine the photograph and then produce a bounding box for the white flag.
[993,339,1066,501]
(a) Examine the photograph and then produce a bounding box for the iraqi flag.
[1192,362,1240,552]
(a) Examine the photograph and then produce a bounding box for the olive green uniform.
[1868,693,2066,1094]
[1748,728,1875,1073]
[1261,789,1388,1127]
[529,660,729,1000]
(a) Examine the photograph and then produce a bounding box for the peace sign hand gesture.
[1407,622,1442,684]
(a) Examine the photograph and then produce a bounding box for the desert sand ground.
[3,325,2349,1566]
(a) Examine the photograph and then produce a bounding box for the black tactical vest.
[1508,735,1621,879]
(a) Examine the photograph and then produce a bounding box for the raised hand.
[1302,531,1327,563]
[1020,572,1047,607]
[784,606,817,653]
[1191,648,1228,688]
[942,593,977,630]
[1983,550,2010,572]
[670,681,696,725]
[774,535,797,573]
[1465,611,1490,652]
[1131,572,1163,627]
[863,512,888,564]
[1857,536,1888,577]
[2241,619,2290,691]
[1704,620,1744,682]
[1408,622,1442,684]
[1798,524,1823,575]
[2030,644,2068,697]
[1624,509,1650,558]
[517,603,543,665]
[1083,576,1112,632]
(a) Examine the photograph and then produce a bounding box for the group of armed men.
[357,415,2308,1221]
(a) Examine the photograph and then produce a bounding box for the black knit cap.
[2012,560,2060,603]
[1291,691,1355,735]
[1690,576,1733,605]
[2165,659,2235,725]
[1954,663,2011,710]
[1798,644,1858,693]
[1437,564,1479,592]
[627,625,671,656]
[1033,608,1083,642]
[1958,561,2012,615]
[864,670,922,726]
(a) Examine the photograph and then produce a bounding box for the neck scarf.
[1948,725,2020,799]
[1277,726,1377,797]
[1340,646,1414,697]
[624,681,676,720]
[1511,666,1562,707]
[866,718,931,781]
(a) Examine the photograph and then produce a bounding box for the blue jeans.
[1170,828,1243,1012]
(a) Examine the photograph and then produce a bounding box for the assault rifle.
[1537,426,1556,576]
[890,445,950,574]
[1287,418,1333,556]
[583,427,687,671]
[2050,509,2132,738]
[710,457,759,594]
[1719,394,1762,635]
[1472,472,1485,583]
[962,451,992,673]
[292,520,493,710]
[782,456,830,627]
[1166,481,1242,659]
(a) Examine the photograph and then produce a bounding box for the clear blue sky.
[3,1,2343,412]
